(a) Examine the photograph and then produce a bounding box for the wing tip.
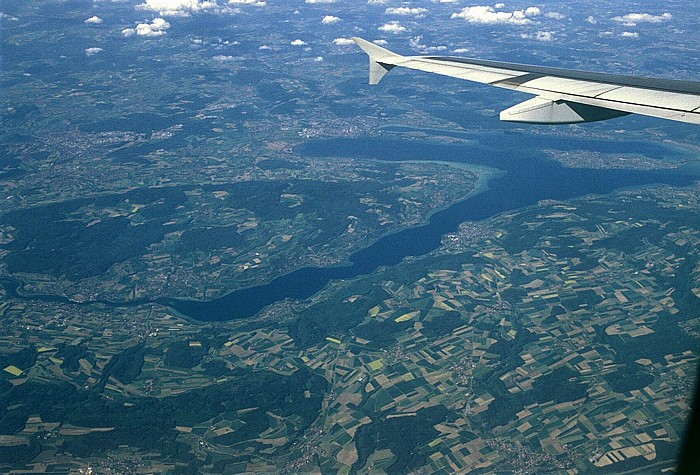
[352,37,400,85]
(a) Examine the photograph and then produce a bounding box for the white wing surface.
[352,37,700,125]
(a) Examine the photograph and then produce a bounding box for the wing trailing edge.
[352,37,700,125]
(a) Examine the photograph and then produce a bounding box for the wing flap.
[596,87,700,112]
[557,95,700,124]
[510,76,622,97]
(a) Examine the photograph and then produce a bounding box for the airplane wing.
[352,37,700,125]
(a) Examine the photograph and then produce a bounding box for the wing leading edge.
[352,37,700,125]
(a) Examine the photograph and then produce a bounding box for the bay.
[163,133,698,322]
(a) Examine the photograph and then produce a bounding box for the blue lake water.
[4,132,695,320]
[162,133,698,322]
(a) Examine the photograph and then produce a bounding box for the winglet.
[352,37,402,85]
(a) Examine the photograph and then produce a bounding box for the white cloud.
[545,12,565,20]
[140,17,170,35]
[84,16,103,24]
[229,0,266,5]
[409,35,447,53]
[613,12,671,26]
[313,56,324,62]
[378,21,406,33]
[385,7,428,16]
[621,31,639,38]
[368,0,387,4]
[85,47,103,56]
[0,12,19,21]
[213,55,237,61]
[332,37,355,46]
[305,0,336,3]
[521,31,554,42]
[374,39,388,45]
[137,0,220,17]
[321,15,340,24]
[291,39,307,46]
[453,47,470,53]
[494,2,505,8]
[451,5,541,25]
[585,16,597,25]
[123,17,171,37]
